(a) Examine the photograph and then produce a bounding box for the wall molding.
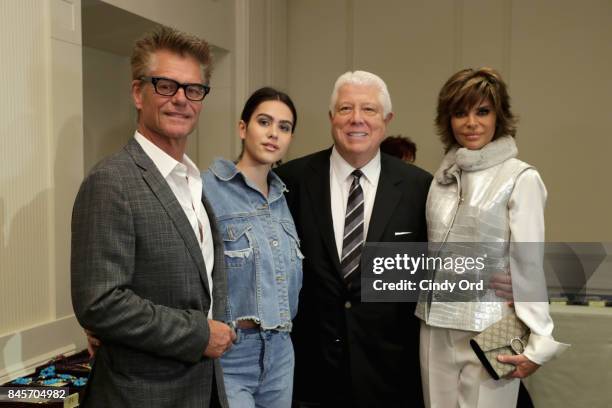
[234,0,250,125]
[50,0,81,45]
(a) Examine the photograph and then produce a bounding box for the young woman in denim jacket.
[202,87,303,408]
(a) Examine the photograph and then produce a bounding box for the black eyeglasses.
[139,76,211,101]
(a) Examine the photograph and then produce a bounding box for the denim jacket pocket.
[223,223,254,268]
[280,220,303,319]
[280,221,305,262]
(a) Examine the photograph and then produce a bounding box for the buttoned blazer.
[71,138,228,408]
[276,148,431,407]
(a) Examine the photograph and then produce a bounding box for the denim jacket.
[203,158,303,331]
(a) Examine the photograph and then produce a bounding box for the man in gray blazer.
[71,26,234,407]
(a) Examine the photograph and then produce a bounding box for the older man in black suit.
[71,26,234,407]
[276,71,431,407]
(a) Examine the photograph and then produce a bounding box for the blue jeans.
[221,329,294,408]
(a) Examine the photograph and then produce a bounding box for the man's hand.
[498,354,540,378]
[85,329,101,358]
[203,320,236,359]
[489,273,513,304]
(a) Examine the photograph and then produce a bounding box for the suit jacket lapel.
[125,139,211,296]
[305,150,343,273]
[367,154,403,243]
[202,194,228,321]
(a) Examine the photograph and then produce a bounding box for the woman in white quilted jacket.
[416,67,569,408]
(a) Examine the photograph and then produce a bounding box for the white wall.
[1,0,54,336]
[0,0,86,382]
[82,46,134,171]
[286,0,612,241]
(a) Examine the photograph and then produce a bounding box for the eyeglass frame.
[139,76,211,101]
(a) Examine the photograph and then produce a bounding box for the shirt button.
[271,240,279,247]
[344,301,352,309]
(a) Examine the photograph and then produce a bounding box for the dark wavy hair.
[435,67,517,152]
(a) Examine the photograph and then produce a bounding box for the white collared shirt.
[134,131,214,319]
[330,146,381,259]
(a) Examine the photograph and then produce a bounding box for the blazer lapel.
[367,155,403,243]
[202,194,228,321]
[125,139,211,295]
[305,150,343,273]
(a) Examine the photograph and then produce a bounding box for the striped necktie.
[341,169,364,281]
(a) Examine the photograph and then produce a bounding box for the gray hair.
[329,70,392,117]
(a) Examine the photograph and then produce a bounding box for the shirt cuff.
[523,333,570,365]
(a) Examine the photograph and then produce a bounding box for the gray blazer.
[71,138,228,407]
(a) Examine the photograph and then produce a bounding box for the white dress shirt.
[509,169,570,364]
[330,146,381,259]
[135,132,214,319]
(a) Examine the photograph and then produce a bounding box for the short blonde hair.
[435,67,517,152]
[131,25,212,83]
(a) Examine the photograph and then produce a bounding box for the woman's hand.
[497,354,540,378]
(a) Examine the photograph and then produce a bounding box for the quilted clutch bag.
[469,313,530,380]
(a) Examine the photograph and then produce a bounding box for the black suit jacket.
[276,149,431,407]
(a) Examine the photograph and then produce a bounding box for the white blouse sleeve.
[508,168,570,365]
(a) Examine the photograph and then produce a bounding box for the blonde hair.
[131,25,212,83]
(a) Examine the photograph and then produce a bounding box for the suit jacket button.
[344,301,352,309]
